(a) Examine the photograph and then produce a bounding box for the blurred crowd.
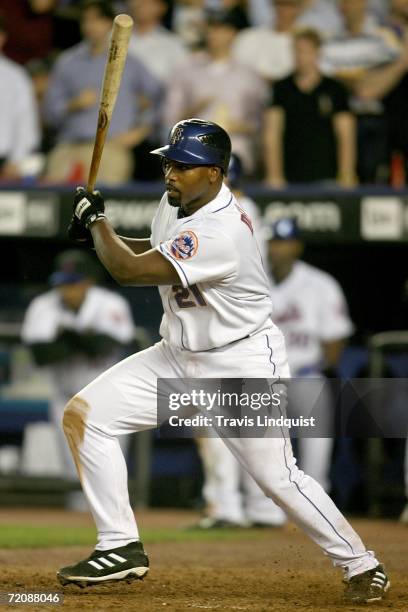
[1,0,408,186]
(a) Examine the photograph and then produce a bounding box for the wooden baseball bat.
[87,13,134,192]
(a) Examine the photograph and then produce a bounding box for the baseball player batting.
[58,119,389,604]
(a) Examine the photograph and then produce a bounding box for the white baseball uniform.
[270,261,354,375]
[66,184,378,579]
[21,286,134,479]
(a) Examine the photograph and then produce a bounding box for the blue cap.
[49,250,96,287]
[268,218,300,241]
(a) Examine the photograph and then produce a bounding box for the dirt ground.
[0,509,406,612]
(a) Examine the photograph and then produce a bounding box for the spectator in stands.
[264,28,356,187]
[232,0,302,82]
[320,0,400,183]
[164,8,267,173]
[26,57,55,155]
[321,0,399,80]
[296,0,343,35]
[21,250,135,509]
[0,15,40,181]
[247,0,388,29]
[357,8,408,185]
[171,0,206,48]
[43,0,162,185]
[172,0,248,48]
[247,0,343,37]
[127,0,188,84]
[0,0,56,64]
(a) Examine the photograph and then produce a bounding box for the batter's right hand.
[67,214,94,248]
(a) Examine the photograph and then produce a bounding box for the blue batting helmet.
[150,118,231,173]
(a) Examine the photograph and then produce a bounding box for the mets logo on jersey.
[170,231,199,259]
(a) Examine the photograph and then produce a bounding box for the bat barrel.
[114,13,134,29]
[86,13,134,192]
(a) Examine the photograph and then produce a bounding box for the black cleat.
[57,541,149,588]
[344,564,390,604]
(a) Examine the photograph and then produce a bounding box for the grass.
[0,525,265,549]
[0,525,96,548]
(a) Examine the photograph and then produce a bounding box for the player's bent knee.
[62,396,91,481]
[63,395,91,446]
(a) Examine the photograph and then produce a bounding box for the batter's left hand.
[73,186,106,229]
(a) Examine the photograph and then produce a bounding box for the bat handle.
[87,178,96,193]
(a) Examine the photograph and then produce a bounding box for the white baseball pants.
[63,328,378,579]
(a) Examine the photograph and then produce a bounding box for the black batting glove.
[67,214,95,248]
[73,186,106,229]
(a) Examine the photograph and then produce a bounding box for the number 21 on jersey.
[172,285,206,309]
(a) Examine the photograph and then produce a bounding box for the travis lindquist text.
[168,415,316,428]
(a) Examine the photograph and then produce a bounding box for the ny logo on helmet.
[170,126,184,145]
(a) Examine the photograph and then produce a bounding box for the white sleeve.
[157,226,238,288]
[97,297,135,344]
[318,276,354,341]
[21,299,59,344]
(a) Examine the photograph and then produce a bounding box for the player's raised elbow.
[103,259,137,286]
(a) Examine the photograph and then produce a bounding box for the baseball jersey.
[21,286,134,395]
[150,183,274,351]
[269,261,353,374]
